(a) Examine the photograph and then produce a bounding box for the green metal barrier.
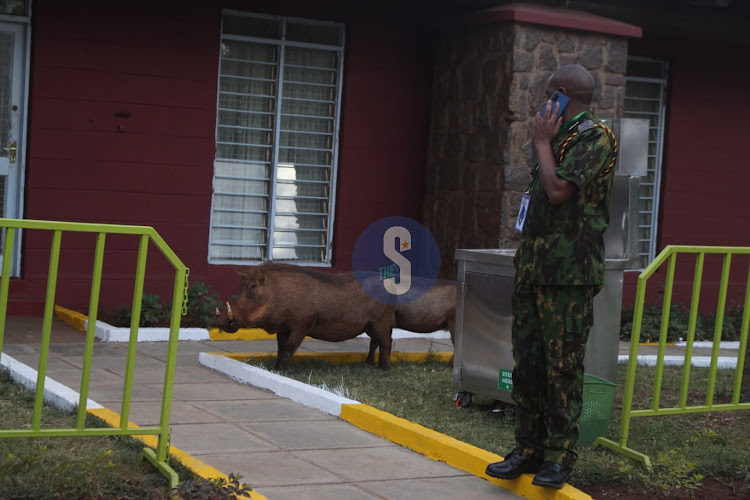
[0,219,189,487]
[595,245,750,467]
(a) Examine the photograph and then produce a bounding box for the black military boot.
[485,452,542,480]
[532,461,573,489]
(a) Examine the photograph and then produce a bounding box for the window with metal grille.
[624,57,668,269]
[209,11,344,264]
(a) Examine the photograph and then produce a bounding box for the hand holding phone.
[540,90,570,120]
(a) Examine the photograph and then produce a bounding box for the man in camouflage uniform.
[486,64,617,489]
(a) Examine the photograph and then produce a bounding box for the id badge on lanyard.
[514,193,530,233]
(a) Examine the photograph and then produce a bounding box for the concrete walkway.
[3,317,739,499]
[1,317,524,500]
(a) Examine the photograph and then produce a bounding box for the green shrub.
[170,472,252,499]
[101,281,223,329]
[620,299,743,343]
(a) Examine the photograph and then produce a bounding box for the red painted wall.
[623,36,750,311]
[14,1,433,312]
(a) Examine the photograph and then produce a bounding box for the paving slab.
[242,419,395,450]
[82,382,164,402]
[169,423,279,454]
[48,367,127,387]
[361,475,525,500]
[259,483,384,500]
[161,381,277,402]
[291,446,469,482]
[104,400,226,426]
[192,398,338,423]
[198,450,348,487]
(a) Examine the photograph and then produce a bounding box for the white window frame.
[208,10,345,266]
[624,56,668,270]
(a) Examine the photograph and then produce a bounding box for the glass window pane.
[212,211,267,228]
[277,165,330,182]
[0,1,25,16]
[223,14,280,39]
[281,99,334,118]
[273,230,327,246]
[284,66,337,86]
[211,244,266,261]
[276,181,328,198]
[286,22,341,46]
[281,115,332,133]
[0,33,12,153]
[280,131,331,150]
[275,214,327,230]
[217,127,273,147]
[272,246,326,262]
[283,82,335,101]
[218,110,273,130]
[213,194,268,212]
[278,148,331,166]
[215,161,269,179]
[217,143,272,162]
[276,198,327,214]
[285,47,338,69]
[214,178,269,195]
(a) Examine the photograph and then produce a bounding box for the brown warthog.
[214,263,396,370]
[366,280,457,365]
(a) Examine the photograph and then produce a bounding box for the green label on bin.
[498,369,513,391]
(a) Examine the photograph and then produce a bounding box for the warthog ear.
[236,268,250,279]
[256,269,265,285]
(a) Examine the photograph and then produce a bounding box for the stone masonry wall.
[423,21,629,279]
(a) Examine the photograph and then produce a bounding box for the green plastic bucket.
[579,373,616,446]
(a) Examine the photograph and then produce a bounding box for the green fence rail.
[0,219,188,487]
[595,245,750,467]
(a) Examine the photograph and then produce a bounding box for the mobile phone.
[540,90,570,119]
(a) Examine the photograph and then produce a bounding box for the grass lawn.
[246,356,750,497]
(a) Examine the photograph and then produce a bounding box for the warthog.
[366,280,457,365]
[214,263,396,370]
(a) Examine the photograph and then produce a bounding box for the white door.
[0,22,28,276]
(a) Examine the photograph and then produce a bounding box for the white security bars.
[210,11,344,264]
[624,57,668,269]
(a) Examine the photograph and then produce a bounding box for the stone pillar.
[423,15,632,279]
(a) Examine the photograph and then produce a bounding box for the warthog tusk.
[227,302,233,321]
[215,307,220,316]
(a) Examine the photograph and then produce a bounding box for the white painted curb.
[675,341,740,349]
[85,320,210,342]
[84,320,450,343]
[617,354,737,369]
[1,353,103,411]
[198,353,358,416]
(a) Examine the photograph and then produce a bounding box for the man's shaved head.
[547,64,595,105]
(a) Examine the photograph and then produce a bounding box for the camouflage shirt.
[514,110,617,285]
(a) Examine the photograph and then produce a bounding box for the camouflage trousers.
[510,279,600,467]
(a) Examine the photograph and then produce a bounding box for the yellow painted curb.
[339,404,591,500]
[88,407,268,500]
[209,328,273,341]
[54,305,87,331]
[222,351,454,365]
[53,306,270,341]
